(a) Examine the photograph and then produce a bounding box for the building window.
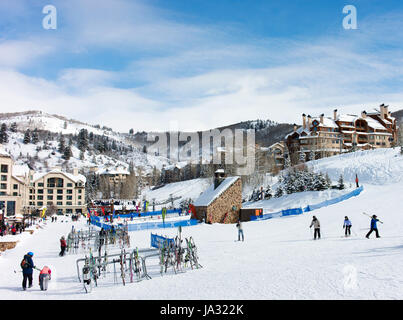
[47,196,53,200]
[13,184,18,190]
[78,189,82,194]
[38,183,44,187]
[67,183,73,187]
[0,183,6,190]
[37,195,43,200]
[13,192,18,196]
[1,175,7,181]
[57,195,63,200]
[6,201,16,216]
[37,201,43,206]
[38,189,44,194]
[67,189,73,194]
[67,195,72,200]
[66,202,72,206]
[57,202,63,206]
[57,189,63,194]
[1,165,8,173]
[48,189,53,194]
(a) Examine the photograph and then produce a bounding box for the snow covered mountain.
[0,110,172,175]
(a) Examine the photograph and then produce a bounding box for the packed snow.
[1,148,403,299]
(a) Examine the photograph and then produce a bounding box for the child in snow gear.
[39,266,51,291]
[310,216,321,240]
[59,236,67,256]
[366,215,380,238]
[343,216,352,237]
[236,220,244,241]
[21,252,35,290]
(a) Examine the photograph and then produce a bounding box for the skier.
[21,252,35,291]
[99,227,106,247]
[39,266,51,291]
[236,220,244,241]
[355,174,359,188]
[366,215,381,239]
[59,236,67,256]
[309,216,321,240]
[343,216,352,237]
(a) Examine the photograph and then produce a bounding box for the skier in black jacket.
[21,252,35,291]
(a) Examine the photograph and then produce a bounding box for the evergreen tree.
[264,185,272,199]
[0,123,8,143]
[31,128,39,144]
[325,173,332,189]
[78,129,89,152]
[129,128,134,135]
[274,186,284,198]
[63,145,72,160]
[58,135,65,154]
[23,129,31,144]
[10,122,17,133]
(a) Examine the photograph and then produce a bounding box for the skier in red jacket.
[59,236,67,256]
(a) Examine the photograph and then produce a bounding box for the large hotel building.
[284,104,398,165]
[0,146,86,221]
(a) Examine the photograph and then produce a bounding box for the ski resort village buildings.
[193,170,242,224]
[0,145,86,221]
[284,104,398,165]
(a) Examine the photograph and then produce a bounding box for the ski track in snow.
[2,150,403,299]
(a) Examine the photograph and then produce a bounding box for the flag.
[41,207,47,218]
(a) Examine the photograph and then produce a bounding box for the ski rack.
[76,247,158,283]
[66,226,130,255]
[75,237,202,292]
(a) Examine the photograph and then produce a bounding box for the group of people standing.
[309,214,381,240]
[0,223,25,236]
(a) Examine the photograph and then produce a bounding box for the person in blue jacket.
[343,216,352,237]
[366,215,380,239]
[21,252,36,291]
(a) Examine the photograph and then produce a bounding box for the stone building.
[193,170,242,224]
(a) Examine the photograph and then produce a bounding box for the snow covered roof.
[194,176,240,207]
[313,117,338,128]
[32,169,86,184]
[0,145,10,157]
[12,164,30,177]
[97,167,130,176]
[285,127,310,139]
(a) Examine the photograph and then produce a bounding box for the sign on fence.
[150,233,174,249]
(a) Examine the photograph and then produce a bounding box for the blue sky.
[1,0,403,132]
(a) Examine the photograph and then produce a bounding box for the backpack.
[20,258,29,269]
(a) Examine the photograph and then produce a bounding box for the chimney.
[307,115,312,129]
[384,105,389,119]
[333,109,338,121]
[302,114,306,129]
[73,168,79,176]
[320,114,324,124]
[361,111,367,118]
[214,169,225,189]
[380,104,385,119]
[293,123,297,132]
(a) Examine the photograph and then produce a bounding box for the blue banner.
[150,233,175,248]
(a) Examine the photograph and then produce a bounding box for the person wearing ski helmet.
[343,216,352,237]
[21,252,35,291]
[366,215,380,239]
[310,216,321,240]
